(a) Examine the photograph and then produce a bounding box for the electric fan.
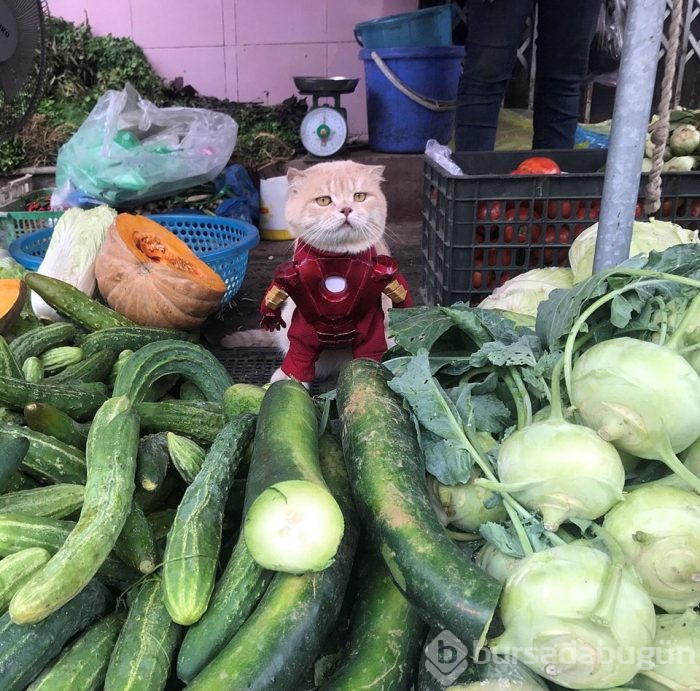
[0,0,49,140]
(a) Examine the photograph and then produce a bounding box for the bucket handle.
[369,51,457,112]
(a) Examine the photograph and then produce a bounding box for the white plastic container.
[259,175,292,240]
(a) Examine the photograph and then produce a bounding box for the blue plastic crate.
[9,214,260,305]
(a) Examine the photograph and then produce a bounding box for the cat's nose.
[340,207,352,217]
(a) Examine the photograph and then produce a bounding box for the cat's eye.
[353,192,367,202]
[315,196,332,206]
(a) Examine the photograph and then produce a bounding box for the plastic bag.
[53,83,238,208]
[214,164,260,226]
[425,139,463,175]
[589,0,626,77]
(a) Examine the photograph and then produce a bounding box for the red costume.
[260,240,413,382]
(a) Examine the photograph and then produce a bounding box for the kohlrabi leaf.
[387,349,475,483]
[418,426,473,485]
[468,333,542,368]
[479,520,551,558]
[388,307,456,354]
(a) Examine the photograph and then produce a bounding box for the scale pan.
[294,76,359,95]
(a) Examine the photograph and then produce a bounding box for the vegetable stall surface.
[0,243,696,688]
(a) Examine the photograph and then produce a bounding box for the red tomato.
[547,200,572,219]
[691,199,700,218]
[510,157,561,175]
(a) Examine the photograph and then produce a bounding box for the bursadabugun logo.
[423,630,469,685]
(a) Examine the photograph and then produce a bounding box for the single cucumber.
[40,346,83,374]
[27,609,126,691]
[0,547,51,611]
[0,578,110,691]
[22,356,44,382]
[1,471,38,494]
[321,554,427,690]
[336,359,502,656]
[0,419,86,484]
[134,472,179,515]
[24,403,89,450]
[136,432,169,492]
[9,322,77,366]
[188,432,360,691]
[0,436,29,492]
[10,396,140,623]
[166,431,205,483]
[47,348,116,384]
[178,379,207,401]
[0,335,22,378]
[104,577,182,691]
[0,374,107,421]
[0,484,85,519]
[80,325,198,357]
[23,273,134,331]
[146,508,176,542]
[242,380,344,574]
[224,477,247,525]
[162,414,256,625]
[222,382,266,418]
[177,536,272,682]
[114,501,158,574]
[106,349,132,386]
[0,513,139,589]
[136,400,225,443]
[113,340,232,403]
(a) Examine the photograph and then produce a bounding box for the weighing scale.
[294,76,359,157]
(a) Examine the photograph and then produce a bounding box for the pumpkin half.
[0,279,26,335]
[94,214,226,330]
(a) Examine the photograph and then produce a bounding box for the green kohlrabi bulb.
[490,541,656,689]
[603,484,700,613]
[479,419,625,530]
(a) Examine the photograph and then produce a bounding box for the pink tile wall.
[47,0,420,136]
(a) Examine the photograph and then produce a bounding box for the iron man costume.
[260,240,413,382]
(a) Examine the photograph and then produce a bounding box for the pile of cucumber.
[0,275,502,690]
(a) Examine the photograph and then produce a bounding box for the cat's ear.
[286,168,306,190]
[368,165,385,183]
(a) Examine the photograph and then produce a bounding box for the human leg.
[455,0,534,151]
[533,0,603,149]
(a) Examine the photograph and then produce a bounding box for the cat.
[220,159,411,384]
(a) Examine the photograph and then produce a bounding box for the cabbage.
[630,610,700,690]
[478,267,574,318]
[490,541,657,689]
[603,485,700,613]
[31,205,117,321]
[568,219,698,284]
[669,124,700,156]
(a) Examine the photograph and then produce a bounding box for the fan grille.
[0,0,48,140]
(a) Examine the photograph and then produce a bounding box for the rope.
[645,0,684,215]
[369,51,457,112]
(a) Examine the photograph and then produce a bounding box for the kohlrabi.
[478,358,625,530]
[630,610,700,691]
[570,337,700,494]
[427,472,507,533]
[602,484,700,613]
[475,543,522,584]
[490,541,656,689]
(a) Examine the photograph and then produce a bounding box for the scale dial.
[300,106,348,157]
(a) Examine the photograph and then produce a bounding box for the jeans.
[455,0,603,151]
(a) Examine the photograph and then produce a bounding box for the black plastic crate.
[422,149,700,306]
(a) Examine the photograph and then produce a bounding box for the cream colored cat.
[220,160,408,383]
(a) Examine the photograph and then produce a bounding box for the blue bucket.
[359,45,465,154]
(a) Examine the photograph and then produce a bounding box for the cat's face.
[285,161,387,254]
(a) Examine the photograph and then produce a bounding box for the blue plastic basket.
[9,214,260,305]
